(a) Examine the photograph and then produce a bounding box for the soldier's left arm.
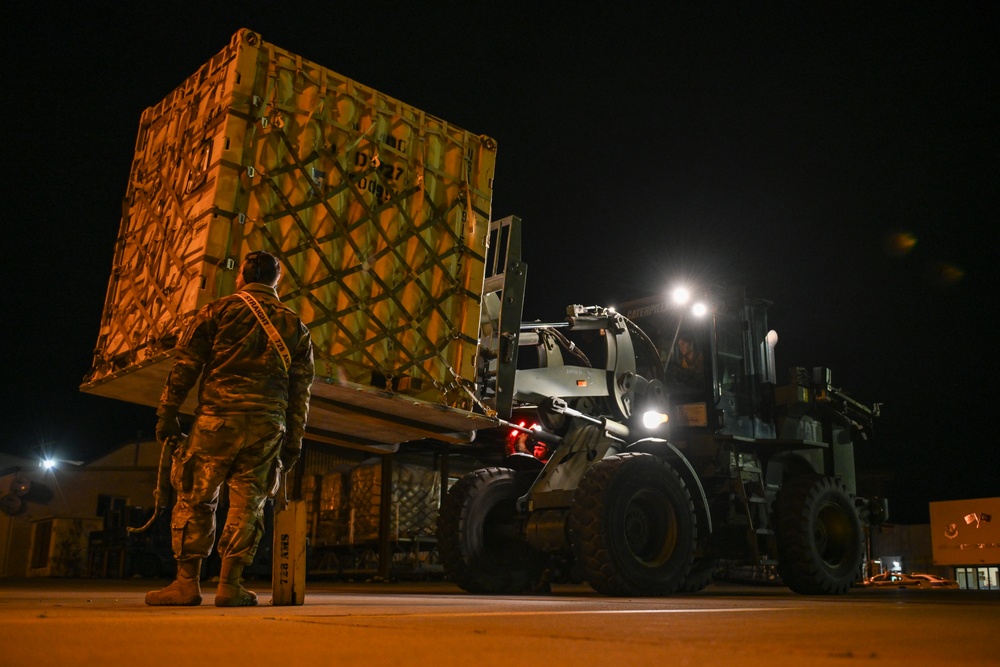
[284,325,314,453]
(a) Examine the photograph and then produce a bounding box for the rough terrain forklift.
[438,217,884,596]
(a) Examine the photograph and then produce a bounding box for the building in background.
[0,443,162,578]
[930,497,999,591]
[868,523,930,575]
[865,498,999,591]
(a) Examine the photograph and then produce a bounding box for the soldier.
[146,251,314,607]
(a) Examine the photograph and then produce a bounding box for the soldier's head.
[238,251,281,288]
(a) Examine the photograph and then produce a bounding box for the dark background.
[3,2,996,523]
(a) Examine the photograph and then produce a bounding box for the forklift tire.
[774,475,864,595]
[569,453,696,596]
[679,558,717,593]
[437,467,548,595]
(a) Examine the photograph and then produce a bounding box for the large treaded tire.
[437,467,548,594]
[678,558,717,593]
[774,475,864,595]
[569,453,697,596]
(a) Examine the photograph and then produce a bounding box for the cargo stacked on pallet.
[393,463,443,539]
[348,459,441,544]
[314,468,350,546]
[81,28,499,450]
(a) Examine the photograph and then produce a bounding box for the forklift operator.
[666,334,704,388]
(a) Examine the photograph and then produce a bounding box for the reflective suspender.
[235,291,292,371]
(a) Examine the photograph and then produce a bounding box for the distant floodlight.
[691,302,708,317]
[41,459,56,470]
[671,287,690,305]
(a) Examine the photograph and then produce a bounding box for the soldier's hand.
[156,414,182,443]
[279,445,300,471]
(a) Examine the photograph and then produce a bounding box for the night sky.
[4,3,996,523]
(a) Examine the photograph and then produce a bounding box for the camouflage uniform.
[158,282,313,567]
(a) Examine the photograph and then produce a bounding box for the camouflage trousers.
[169,412,284,564]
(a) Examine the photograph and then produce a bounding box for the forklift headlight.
[642,411,669,429]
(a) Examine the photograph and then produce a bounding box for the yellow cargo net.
[243,105,488,406]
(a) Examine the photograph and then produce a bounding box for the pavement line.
[309,607,803,620]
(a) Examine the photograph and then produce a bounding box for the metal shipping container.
[81,29,500,451]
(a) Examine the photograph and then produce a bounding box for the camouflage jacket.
[158,283,314,452]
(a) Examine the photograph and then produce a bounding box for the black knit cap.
[241,251,280,284]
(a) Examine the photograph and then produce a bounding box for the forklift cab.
[623,287,777,439]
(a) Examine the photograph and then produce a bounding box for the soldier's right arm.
[158,306,217,415]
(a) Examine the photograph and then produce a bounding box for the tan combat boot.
[145,559,202,606]
[215,558,258,607]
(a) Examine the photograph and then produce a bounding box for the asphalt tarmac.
[1,578,997,667]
